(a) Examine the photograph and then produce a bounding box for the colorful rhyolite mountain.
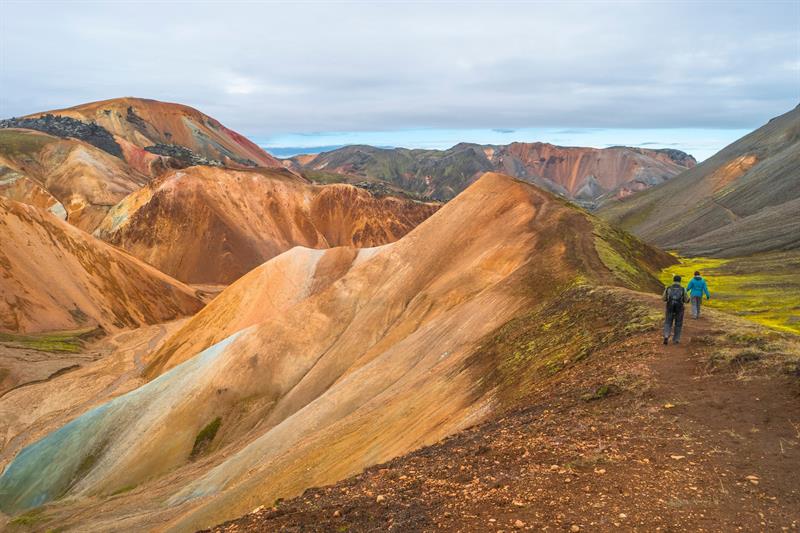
[288,142,696,204]
[4,97,282,174]
[0,98,283,231]
[599,105,800,257]
[0,173,674,531]
[93,166,440,284]
[0,198,203,333]
[0,128,149,231]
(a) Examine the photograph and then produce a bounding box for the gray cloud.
[1,1,798,138]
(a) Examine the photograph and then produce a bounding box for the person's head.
[673,275,682,282]
[694,271,701,277]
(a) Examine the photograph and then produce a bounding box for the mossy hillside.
[0,129,55,158]
[469,283,661,409]
[0,327,104,353]
[660,252,800,334]
[191,416,222,458]
[591,217,677,293]
[8,507,45,527]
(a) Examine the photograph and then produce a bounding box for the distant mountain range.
[285,142,696,205]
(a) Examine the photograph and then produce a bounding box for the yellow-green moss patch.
[660,252,800,334]
[191,417,222,458]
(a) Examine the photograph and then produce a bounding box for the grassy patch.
[470,283,661,408]
[591,217,675,293]
[9,507,45,526]
[0,327,104,353]
[581,383,622,402]
[304,169,353,185]
[191,416,222,458]
[110,484,136,496]
[0,129,55,157]
[660,252,800,334]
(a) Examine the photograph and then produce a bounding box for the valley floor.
[207,297,800,532]
[660,251,800,335]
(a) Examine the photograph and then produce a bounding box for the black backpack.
[666,285,685,311]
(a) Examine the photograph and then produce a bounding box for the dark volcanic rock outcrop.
[0,114,122,158]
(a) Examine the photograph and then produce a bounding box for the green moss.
[9,507,45,526]
[0,129,55,157]
[591,217,673,293]
[581,383,622,402]
[468,284,660,408]
[75,450,101,479]
[0,327,103,353]
[191,416,222,458]
[660,253,800,334]
[110,484,136,496]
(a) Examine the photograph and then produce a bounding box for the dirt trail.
[207,299,800,532]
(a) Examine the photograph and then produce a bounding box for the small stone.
[333,510,341,518]
[619,513,627,519]
[250,505,265,514]
[571,526,581,532]
[564,476,572,483]
[594,468,606,474]
[550,464,560,471]
[514,519,525,529]
[670,455,685,460]
[512,500,525,507]
[376,495,386,503]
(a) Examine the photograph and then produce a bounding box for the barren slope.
[93,166,440,284]
[0,173,673,531]
[209,301,800,532]
[599,105,800,256]
[0,198,203,333]
[0,129,149,231]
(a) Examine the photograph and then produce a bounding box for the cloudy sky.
[2,1,798,159]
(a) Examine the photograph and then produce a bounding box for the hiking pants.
[663,304,684,342]
[690,296,702,318]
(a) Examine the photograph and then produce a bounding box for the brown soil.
[206,304,800,532]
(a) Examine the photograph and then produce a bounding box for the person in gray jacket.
[663,275,690,345]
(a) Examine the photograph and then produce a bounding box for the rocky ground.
[206,304,800,532]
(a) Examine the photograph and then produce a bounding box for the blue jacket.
[686,276,710,298]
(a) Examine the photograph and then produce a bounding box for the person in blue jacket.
[686,270,711,319]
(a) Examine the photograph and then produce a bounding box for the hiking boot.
[674,340,680,345]
[663,337,669,345]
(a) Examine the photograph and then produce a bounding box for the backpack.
[666,285,685,311]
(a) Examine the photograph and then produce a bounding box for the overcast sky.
[1,1,798,159]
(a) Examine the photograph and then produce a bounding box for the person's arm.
[684,288,690,303]
[662,287,668,302]
[686,279,695,293]
[703,280,710,299]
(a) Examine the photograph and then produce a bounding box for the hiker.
[686,270,711,319]
[663,275,689,345]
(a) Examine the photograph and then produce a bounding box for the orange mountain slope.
[0,129,149,231]
[0,173,674,530]
[0,198,203,333]
[93,166,440,284]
